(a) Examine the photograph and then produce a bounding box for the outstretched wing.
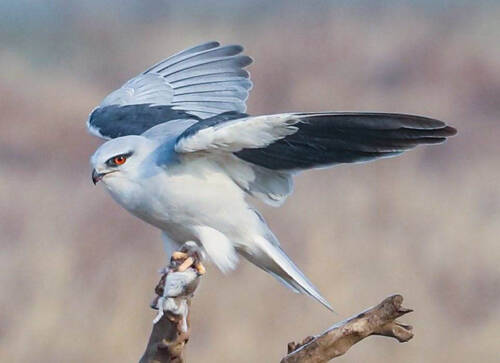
[174,112,456,205]
[175,112,457,170]
[87,41,253,139]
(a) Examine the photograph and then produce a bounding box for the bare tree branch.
[281,295,413,363]
[139,248,412,363]
[139,242,205,363]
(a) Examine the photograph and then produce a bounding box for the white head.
[90,135,156,186]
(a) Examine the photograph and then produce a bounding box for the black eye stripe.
[105,151,134,167]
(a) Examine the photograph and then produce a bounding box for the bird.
[88,41,456,311]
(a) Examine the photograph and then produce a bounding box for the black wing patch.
[87,42,253,140]
[235,112,457,170]
[88,104,198,139]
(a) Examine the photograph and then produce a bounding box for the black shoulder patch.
[89,104,198,139]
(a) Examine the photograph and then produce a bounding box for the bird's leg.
[151,241,205,313]
[174,241,205,273]
[156,241,205,278]
[174,241,206,275]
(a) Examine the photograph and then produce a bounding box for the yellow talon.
[172,251,188,260]
[177,257,194,272]
[195,262,206,275]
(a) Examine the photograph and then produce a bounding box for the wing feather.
[143,41,220,73]
[175,113,298,153]
[169,71,251,87]
[175,112,457,170]
[236,112,457,170]
[87,42,252,139]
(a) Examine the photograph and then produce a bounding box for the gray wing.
[87,41,253,139]
[173,111,456,206]
[233,112,457,170]
[175,111,457,170]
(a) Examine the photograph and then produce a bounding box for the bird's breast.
[102,158,249,236]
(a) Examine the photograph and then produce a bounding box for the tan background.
[1,1,499,362]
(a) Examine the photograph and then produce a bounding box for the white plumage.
[175,114,299,153]
[88,42,456,311]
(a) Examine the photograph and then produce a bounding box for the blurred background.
[1,0,499,362]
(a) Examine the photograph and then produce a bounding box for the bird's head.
[90,135,155,185]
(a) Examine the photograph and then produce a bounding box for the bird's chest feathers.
[104,176,169,225]
[102,159,247,231]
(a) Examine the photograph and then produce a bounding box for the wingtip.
[204,40,221,48]
[237,55,253,68]
[444,125,458,136]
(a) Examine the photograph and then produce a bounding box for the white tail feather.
[253,236,334,311]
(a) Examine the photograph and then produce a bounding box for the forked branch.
[138,245,413,363]
[281,295,413,363]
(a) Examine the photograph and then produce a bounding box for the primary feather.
[87,42,252,139]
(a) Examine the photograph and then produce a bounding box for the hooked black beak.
[92,169,104,185]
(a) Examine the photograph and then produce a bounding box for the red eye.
[113,156,127,165]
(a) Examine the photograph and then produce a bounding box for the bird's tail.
[241,235,334,312]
